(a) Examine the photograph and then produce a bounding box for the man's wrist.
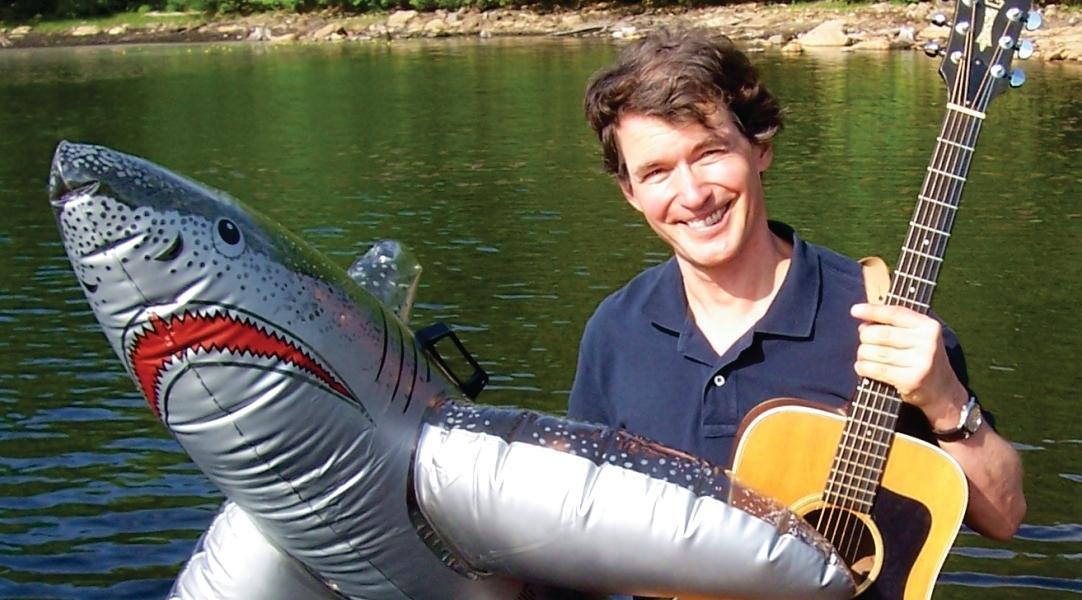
[931,393,984,442]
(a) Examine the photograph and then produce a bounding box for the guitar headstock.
[926,0,1041,113]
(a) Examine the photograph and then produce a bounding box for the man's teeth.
[688,206,728,230]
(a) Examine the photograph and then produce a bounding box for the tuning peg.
[991,64,1007,78]
[1025,11,1043,31]
[930,12,950,27]
[955,21,971,35]
[950,50,963,64]
[1010,68,1027,87]
[999,35,1015,50]
[923,41,944,57]
[1017,39,1035,59]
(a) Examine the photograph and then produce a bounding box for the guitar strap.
[859,256,891,305]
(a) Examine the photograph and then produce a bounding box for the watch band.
[932,395,983,442]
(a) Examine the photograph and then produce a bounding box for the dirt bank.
[2,3,1081,63]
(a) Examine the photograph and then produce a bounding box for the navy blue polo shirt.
[568,222,973,467]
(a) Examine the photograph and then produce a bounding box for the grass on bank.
[2,11,209,31]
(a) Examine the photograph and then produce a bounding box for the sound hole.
[803,505,879,588]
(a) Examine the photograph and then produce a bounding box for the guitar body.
[728,399,968,599]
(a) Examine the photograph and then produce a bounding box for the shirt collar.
[641,221,821,343]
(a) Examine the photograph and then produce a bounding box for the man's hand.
[850,303,967,429]
[849,303,1026,540]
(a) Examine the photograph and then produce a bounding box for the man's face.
[615,110,773,274]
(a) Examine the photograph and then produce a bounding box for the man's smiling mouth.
[687,204,730,230]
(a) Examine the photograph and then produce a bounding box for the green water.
[0,38,1078,598]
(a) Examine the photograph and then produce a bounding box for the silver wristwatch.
[932,395,983,442]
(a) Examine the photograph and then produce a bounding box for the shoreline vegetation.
[2,2,1082,62]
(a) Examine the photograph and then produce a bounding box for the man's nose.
[674,164,710,208]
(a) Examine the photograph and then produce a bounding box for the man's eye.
[641,168,666,182]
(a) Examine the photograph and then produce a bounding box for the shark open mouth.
[128,308,356,421]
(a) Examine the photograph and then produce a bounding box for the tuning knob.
[930,12,950,27]
[1025,11,1043,31]
[1010,68,1027,87]
[924,41,944,57]
[1017,39,1035,59]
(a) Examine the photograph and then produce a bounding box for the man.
[568,28,1025,547]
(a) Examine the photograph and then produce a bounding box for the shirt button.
[713,374,726,387]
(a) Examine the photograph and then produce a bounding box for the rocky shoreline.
[2,2,1082,63]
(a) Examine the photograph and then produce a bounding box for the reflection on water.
[0,39,1079,598]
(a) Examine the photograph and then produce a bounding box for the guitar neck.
[822,106,986,512]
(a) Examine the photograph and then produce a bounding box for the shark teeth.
[125,304,359,423]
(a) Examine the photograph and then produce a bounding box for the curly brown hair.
[584,28,783,183]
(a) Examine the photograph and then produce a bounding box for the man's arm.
[850,303,1026,541]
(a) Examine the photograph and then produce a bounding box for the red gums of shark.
[130,311,354,421]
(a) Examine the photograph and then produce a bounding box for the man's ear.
[757,143,774,173]
[619,178,644,213]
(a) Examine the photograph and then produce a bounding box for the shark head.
[48,141,388,425]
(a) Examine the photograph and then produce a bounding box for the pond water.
[0,38,1079,599]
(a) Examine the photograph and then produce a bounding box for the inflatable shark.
[48,141,856,600]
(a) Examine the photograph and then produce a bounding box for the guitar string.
[819,10,999,565]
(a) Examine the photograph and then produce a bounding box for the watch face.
[965,406,983,433]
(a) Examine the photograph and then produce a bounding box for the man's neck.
[678,225,792,356]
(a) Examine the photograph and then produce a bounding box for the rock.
[271,32,297,43]
[800,19,850,47]
[107,25,128,36]
[767,33,787,45]
[850,37,893,51]
[71,24,101,37]
[612,25,638,39]
[423,18,448,36]
[217,24,246,34]
[781,40,804,54]
[10,25,31,37]
[387,10,418,29]
[247,26,270,41]
[916,24,949,40]
[0,34,11,48]
[459,14,482,33]
[312,22,344,39]
[560,14,583,28]
[897,25,915,43]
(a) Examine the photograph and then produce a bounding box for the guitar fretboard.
[823,107,985,512]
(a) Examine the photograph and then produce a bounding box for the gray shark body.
[49,141,854,600]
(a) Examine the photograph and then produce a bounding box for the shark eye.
[213,218,245,258]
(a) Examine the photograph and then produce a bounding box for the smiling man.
[568,29,1025,576]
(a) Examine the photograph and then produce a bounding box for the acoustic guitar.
[685,1,1041,599]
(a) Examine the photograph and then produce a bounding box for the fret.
[838,432,893,449]
[822,473,874,497]
[936,136,975,152]
[823,487,875,508]
[849,402,897,421]
[909,221,952,238]
[894,271,938,287]
[927,166,967,182]
[833,444,892,463]
[918,194,958,210]
[826,473,878,492]
[884,293,930,309]
[855,385,902,406]
[901,247,944,263]
[828,466,884,488]
[821,493,872,512]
